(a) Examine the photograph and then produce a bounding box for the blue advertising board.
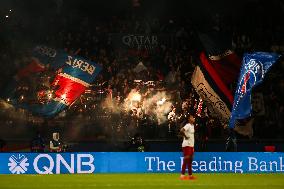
[0,152,283,174]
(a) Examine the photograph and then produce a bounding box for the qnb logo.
[7,153,95,174]
[8,154,29,174]
[33,154,95,174]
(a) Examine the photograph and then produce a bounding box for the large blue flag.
[25,54,102,117]
[1,46,102,117]
[229,52,281,128]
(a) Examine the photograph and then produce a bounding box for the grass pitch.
[0,173,283,189]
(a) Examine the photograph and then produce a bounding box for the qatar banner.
[110,33,176,51]
[0,152,283,174]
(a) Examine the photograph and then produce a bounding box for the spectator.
[31,132,45,152]
[0,138,6,152]
[127,133,147,152]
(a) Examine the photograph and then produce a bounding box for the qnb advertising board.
[0,152,283,174]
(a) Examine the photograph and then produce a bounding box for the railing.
[1,138,284,152]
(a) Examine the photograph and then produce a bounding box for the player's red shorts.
[182,146,194,156]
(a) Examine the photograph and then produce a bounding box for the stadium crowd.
[0,0,283,152]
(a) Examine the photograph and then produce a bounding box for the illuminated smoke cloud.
[143,91,172,125]
[101,94,122,114]
[0,100,28,121]
[102,89,172,125]
[123,89,142,112]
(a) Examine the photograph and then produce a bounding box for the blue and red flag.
[229,52,281,128]
[1,46,102,117]
[27,54,101,117]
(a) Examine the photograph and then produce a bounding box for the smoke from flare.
[142,91,172,124]
[102,89,172,125]
[124,89,141,111]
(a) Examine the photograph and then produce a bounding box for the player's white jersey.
[182,123,195,147]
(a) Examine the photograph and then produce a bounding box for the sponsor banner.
[110,33,175,51]
[0,152,283,174]
[1,153,96,174]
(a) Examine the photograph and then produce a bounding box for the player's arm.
[179,127,189,139]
